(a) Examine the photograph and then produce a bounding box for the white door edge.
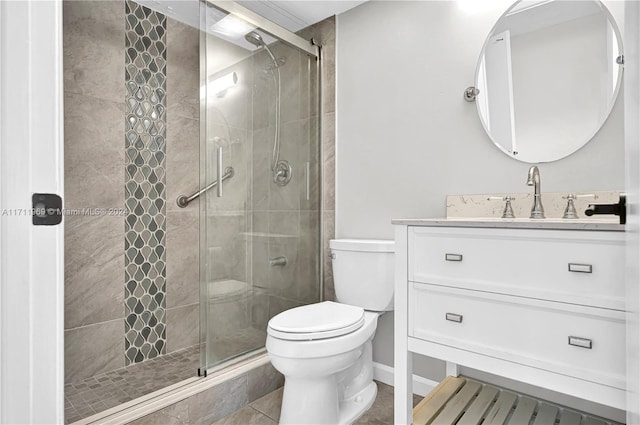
[625,1,640,424]
[0,1,65,423]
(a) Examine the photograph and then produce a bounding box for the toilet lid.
[267,301,365,341]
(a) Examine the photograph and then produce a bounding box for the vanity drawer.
[409,282,626,389]
[409,227,625,310]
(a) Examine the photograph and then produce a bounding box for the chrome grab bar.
[176,166,234,208]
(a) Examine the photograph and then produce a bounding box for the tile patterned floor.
[212,381,422,425]
[64,345,200,424]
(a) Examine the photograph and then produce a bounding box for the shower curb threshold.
[71,352,271,425]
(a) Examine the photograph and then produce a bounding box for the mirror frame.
[474,0,624,163]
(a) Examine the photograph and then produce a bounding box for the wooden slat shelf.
[413,376,624,425]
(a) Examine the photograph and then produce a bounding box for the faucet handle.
[488,196,516,219]
[562,194,595,219]
[562,194,579,219]
[562,193,595,200]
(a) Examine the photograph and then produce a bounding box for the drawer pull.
[568,336,592,349]
[568,263,592,273]
[445,253,463,262]
[446,313,463,323]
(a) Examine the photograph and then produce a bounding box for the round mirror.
[475,0,623,163]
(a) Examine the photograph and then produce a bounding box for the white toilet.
[266,239,395,425]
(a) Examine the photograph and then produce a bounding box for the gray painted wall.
[335,0,625,383]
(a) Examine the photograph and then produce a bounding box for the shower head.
[244,31,265,47]
[245,30,282,72]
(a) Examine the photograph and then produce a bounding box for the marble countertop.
[391,217,625,231]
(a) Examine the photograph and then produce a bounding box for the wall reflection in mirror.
[475,0,623,163]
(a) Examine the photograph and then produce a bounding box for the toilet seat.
[268,301,365,341]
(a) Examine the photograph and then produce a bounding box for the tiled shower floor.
[64,345,200,424]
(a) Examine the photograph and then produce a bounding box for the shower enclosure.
[62,0,321,422]
[198,1,322,371]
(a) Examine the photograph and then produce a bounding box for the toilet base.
[268,313,381,424]
[338,381,377,425]
[279,379,377,425]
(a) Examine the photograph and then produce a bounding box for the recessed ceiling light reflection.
[200,71,238,100]
[209,14,255,38]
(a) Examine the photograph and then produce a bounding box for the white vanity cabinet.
[393,222,626,424]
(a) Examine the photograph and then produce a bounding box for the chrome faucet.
[526,165,545,219]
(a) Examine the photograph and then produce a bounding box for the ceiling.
[135,0,367,34]
[236,1,366,32]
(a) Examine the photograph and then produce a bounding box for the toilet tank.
[329,239,395,312]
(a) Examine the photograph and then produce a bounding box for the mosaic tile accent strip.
[124,0,167,365]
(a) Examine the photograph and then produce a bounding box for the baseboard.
[372,362,438,397]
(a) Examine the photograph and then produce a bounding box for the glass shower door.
[199,1,321,371]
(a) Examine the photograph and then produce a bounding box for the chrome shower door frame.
[198,0,323,375]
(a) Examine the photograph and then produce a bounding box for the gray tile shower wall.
[124,0,168,365]
[204,44,254,351]
[64,0,200,383]
[202,18,330,360]
[320,19,336,303]
[298,16,336,302]
[245,19,335,320]
[165,17,200,354]
[64,0,126,383]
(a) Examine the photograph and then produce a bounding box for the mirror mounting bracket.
[464,86,479,102]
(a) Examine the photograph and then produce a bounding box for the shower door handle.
[217,147,223,197]
[305,162,310,201]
